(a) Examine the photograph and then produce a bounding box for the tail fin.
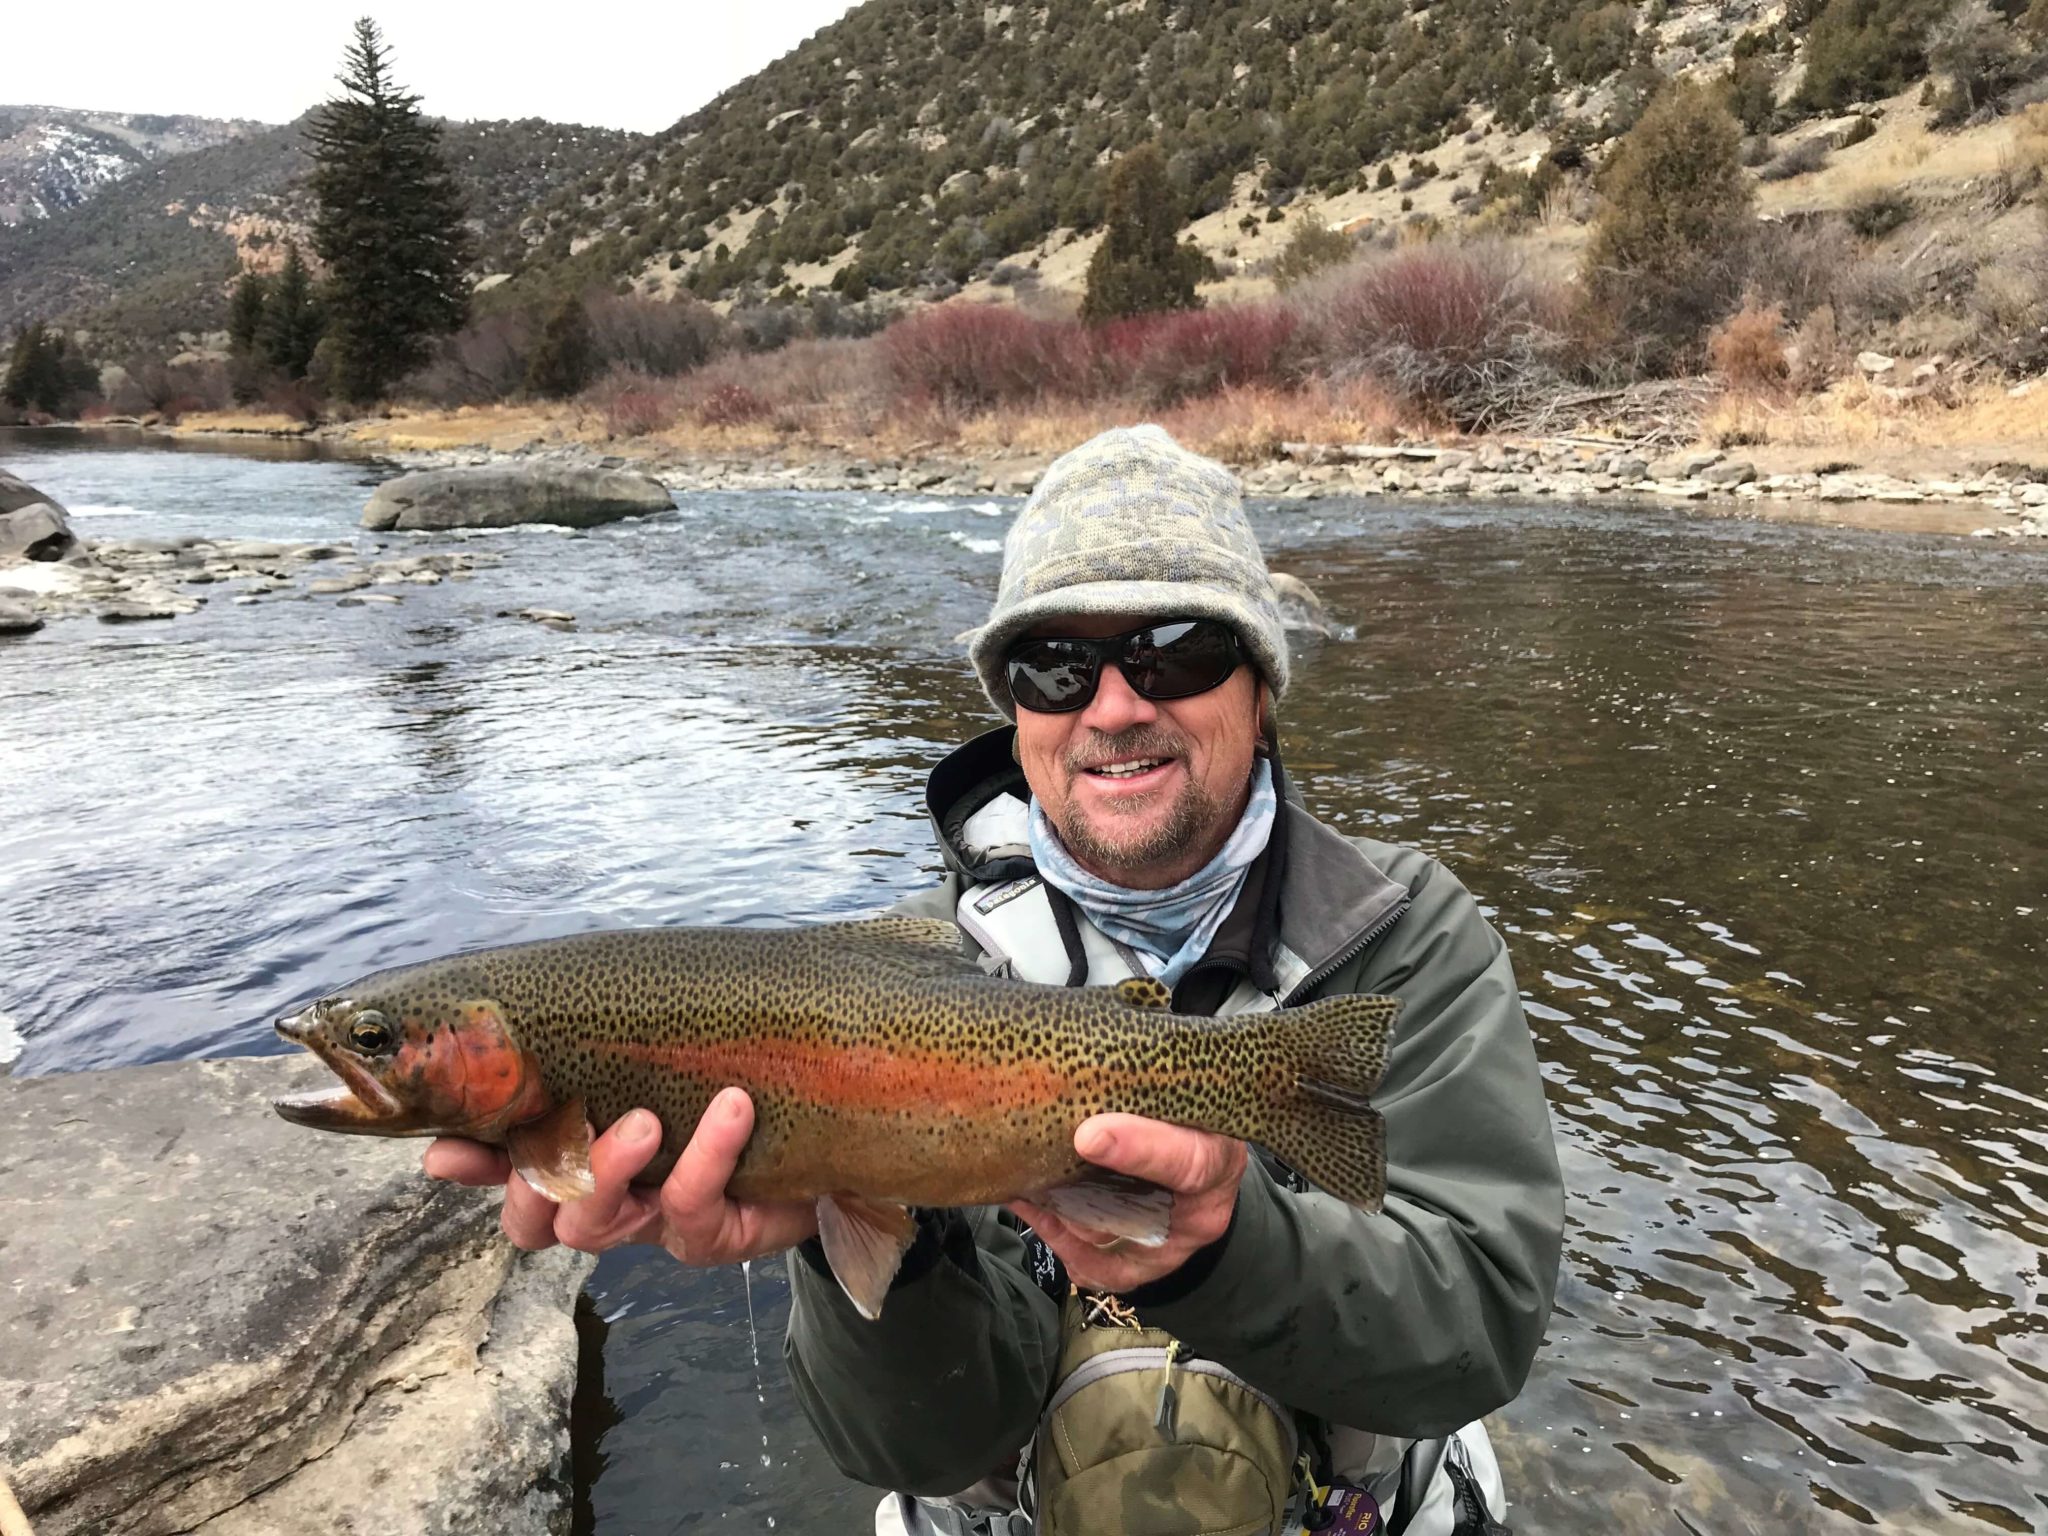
[1255,993,1400,1213]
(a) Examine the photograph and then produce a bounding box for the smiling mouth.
[1082,756,1174,781]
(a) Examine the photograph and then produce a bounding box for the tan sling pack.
[1030,1291,1310,1536]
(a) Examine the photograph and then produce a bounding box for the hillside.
[0,105,266,225]
[0,113,643,350]
[493,0,1975,308]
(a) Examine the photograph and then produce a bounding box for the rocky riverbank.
[307,420,2048,541]
[0,533,495,626]
[0,1056,592,1536]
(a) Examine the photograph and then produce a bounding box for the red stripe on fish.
[594,1036,1071,1116]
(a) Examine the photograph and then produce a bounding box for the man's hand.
[422,1087,817,1265]
[1010,1114,1248,1293]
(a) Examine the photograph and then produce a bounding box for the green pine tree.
[1582,80,1755,370]
[1081,143,1208,323]
[524,294,595,399]
[228,271,270,357]
[305,18,472,403]
[4,324,92,415]
[260,242,325,379]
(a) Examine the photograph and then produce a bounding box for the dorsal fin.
[815,917,982,974]
[1114,977,1173,1011]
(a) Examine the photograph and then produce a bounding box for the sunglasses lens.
[1125,620,1239,699]
[1006,642,1100,713]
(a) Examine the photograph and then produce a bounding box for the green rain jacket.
[783,728,1563,1499]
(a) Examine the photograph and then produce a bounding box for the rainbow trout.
[274,917,1398,1317]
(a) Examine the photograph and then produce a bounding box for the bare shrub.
[259,376,323,424]
[1845,188,1915,239]
[126,360,230,419]
[1789,304,1843,390]
[697,381,773,426]
[1708,299,1791,390]
[585,294,731,377]
[584,366,680,437]
[806,292,901,340]
[1297,243,1570,427]
[730,304,808,353]
[1967,235,2048,373]
[1746,217,1858,323]
[1760,135,1832,181]
[409,311,534,407]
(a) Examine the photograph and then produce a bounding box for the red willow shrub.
[586,368,680,436]
[1095,304,1305,405]
[696,381,772,426]
[879,304,1090,412]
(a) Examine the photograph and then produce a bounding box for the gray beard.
[1056,727,1233,882]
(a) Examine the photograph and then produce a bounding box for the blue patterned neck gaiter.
[1028,759,1277,989]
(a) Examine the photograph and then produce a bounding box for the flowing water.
[3,426,2044,1535]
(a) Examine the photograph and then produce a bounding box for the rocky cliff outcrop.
[0,1056,593,1536]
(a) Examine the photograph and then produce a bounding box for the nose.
[276,1003,318,1042]
[1077,661,1158,735]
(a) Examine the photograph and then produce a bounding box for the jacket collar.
[920,727,1409,991]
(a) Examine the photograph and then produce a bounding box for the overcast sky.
[11,2,864,134]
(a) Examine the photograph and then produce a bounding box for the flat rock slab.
[0,1056,592,1536]
[361,467,675,531]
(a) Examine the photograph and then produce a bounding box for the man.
[426,426,1563,1534]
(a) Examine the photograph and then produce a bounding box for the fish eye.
[349,1012,394,1054]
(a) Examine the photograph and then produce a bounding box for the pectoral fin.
[815,1193,917,1321]
[1032,1166,1173,1247]
[506,1098,596,1203]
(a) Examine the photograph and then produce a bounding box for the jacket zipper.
[1281,897,1411,1007]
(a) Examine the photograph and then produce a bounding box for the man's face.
[1013,614,1264,890]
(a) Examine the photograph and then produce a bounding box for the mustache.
[1064,726,1189,773]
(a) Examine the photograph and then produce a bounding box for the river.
[2,426,2044,1535]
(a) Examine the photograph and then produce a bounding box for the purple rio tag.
[1308,1483,1383,1536]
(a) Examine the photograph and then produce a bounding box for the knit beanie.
[968,425,1289,719]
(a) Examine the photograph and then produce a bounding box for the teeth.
[1093,758,1165,778]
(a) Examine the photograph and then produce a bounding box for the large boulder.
[1271,570,1340,638]
[362,466,675,531]
[0,468,81,563]
[0,1056,593,1536]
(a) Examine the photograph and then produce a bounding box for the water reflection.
[2,439,2045,1532]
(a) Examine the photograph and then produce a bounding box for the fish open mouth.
[271,1004,405,1130]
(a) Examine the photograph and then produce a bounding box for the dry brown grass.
[337,404,603,453]
[1701,377,2048,451]
[171,411,313,436]
[945,378,1425,464]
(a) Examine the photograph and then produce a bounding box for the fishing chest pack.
[1019,1289,1510,1536]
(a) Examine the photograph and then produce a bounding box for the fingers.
[554,1110,665,1253]
[423,1138,510,1186]
[1076,1115,1245,1196]
[502,1166,563,1250]
[658,1088,756,1259]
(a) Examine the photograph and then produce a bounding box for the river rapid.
[2,426,2044,1535]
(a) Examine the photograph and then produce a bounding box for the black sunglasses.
[1004,619,1243,714]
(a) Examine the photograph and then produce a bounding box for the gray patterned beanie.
[968,424,1289,719]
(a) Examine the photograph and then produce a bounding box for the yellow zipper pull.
[1154,1339,1182,1441]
